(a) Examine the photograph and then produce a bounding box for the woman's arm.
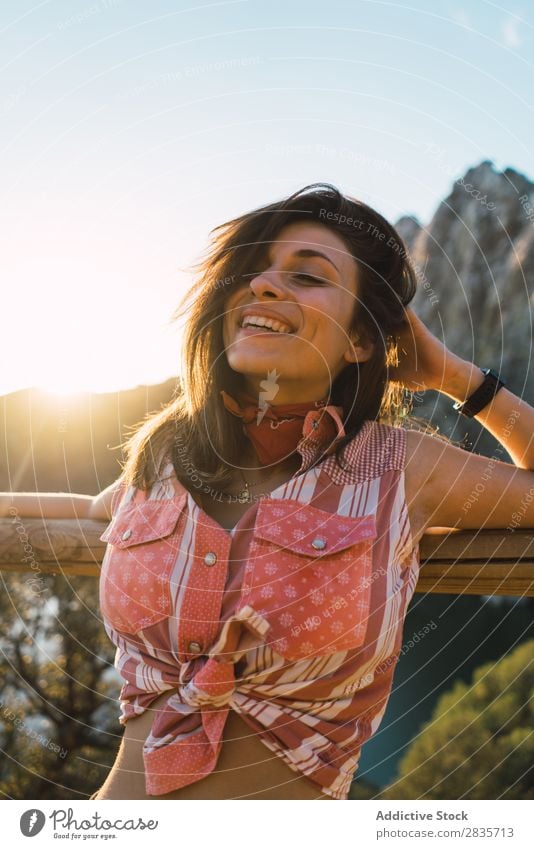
[406,427,534,531]
[0,478,123,522]
[0,492,92,520]
[440,360,534,469]
[393,308,534,532]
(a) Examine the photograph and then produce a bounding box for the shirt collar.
[295,404,346,473]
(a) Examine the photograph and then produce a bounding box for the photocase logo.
[257,369,280,424]
[20,809,46,836]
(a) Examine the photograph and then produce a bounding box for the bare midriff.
[95,689,331,800]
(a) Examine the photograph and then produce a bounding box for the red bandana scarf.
[220,389,345,465]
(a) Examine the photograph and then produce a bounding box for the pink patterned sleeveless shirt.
[98,411,419,799]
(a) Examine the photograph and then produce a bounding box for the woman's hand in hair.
[388,306,467,395]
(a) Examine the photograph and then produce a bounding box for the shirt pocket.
[240,498,377,660]
[98,495,186,634]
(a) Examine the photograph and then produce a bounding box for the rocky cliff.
[395,160,534,453]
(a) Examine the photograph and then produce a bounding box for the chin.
[227,355,289,375]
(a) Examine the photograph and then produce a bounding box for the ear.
[343,331,375,364]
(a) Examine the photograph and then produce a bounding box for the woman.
[4,183,534,800]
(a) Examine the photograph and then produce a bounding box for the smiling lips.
[241,315,292,334]
[239,308,295,335]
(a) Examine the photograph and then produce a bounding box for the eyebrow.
[292,249,340,273]
[266,246,341,275]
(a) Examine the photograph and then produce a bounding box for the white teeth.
[241,315,292,333]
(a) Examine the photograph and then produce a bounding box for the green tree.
[0,573,122,799]
[349,778,380,799]
[381,639,534,799]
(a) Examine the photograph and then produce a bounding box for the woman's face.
[222,221,374,403]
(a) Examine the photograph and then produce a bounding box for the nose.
[248,269,288,299]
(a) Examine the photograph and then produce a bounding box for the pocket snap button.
[203,551,217,567]
[311,537,327,550]
[188,641,203,654]
[121,529,132,541]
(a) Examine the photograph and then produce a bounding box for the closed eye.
[293,273,327,285]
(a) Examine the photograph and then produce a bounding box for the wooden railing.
[1,519,533,596]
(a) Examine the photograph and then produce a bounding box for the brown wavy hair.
[119,182,424,493]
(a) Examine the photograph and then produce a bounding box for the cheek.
[333,297,356,341]
[221,296,239,344]
[314,299,352,346]
[222,315,231,348]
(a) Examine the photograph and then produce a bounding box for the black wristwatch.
[453,368,506,418]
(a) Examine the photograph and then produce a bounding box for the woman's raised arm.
[393,307,534,532]
[439,360,534,470]
[406,429,534,531]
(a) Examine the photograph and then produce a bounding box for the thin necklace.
[203,460,296,504]
[233,468,278,504]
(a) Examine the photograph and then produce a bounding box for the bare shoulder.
[402,428,457,543]
[404,427,452,488]
[404,429,469,539]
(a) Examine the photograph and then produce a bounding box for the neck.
[239,443,299,474]
[240,377,330,405]
[225,451,301,497]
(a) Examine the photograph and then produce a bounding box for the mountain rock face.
[394,160,534,452]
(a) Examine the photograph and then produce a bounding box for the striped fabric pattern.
[98,414,420,798]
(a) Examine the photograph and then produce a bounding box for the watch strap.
[452,368,506,418]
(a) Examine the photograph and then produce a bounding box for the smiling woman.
[5,182,534,801]
[122,183,416,497]
[89,183,534,799]
[222,221,375,405]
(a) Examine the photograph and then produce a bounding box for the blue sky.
[1,0,532,394]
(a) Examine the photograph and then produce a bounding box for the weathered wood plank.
[1,519,533,596]
[419,526,534,560]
